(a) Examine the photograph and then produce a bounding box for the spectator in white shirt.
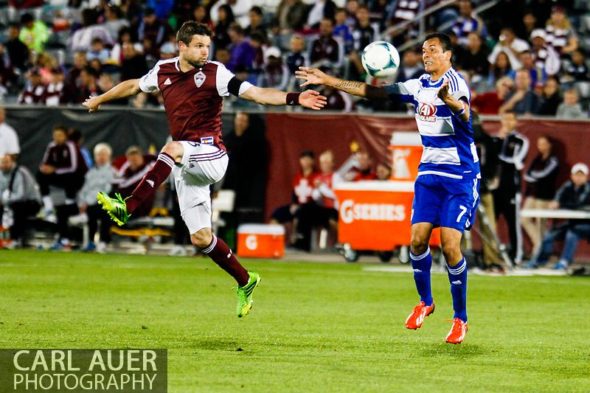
[488,27,530,70]
[0,106,20,158]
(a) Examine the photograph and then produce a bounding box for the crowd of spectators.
[0,0,586,116]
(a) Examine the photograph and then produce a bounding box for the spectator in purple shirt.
[227,23,256,72]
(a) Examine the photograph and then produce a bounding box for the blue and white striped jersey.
[385,67,480,180]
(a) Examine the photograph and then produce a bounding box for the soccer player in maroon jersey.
[83,22,327,318]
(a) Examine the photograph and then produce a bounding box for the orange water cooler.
[389,132,422,180]
[237,224,285,259]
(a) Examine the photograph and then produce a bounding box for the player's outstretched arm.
[83,79,142,112]
[295,67,388,100]
[239,86,327,110]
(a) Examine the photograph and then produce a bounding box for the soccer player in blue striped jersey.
[296,33,479,344]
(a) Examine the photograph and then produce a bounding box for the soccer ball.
[361,41,400,78]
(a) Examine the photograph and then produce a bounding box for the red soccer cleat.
[445,318,468,344]
[405,301,435,330]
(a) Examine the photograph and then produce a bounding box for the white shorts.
[172,141,229,234]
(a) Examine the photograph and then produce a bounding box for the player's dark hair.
[424,33,452,52]
[177,22,212,46]
[300,150,315,159]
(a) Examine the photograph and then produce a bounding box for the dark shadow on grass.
[419,343,485,359]
[186,338,241,351]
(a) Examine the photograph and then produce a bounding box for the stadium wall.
[6,107,590,254]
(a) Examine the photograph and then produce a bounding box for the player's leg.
[441,227,469,344]
[439,178,479,344]
[176,142,260,317]
[97,141,183,225]
[405,175,439,330]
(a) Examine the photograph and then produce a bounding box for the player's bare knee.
[442,243,462,266]
[161,141,183,162]
[410,237,429,255]
[191,228,213,249]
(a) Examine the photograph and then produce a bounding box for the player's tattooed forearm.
[334,80,364,91]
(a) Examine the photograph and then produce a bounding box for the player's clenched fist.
[83,96,101,112]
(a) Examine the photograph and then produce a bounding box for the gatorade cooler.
[389,132,422,180]
[237,224,285,258]
[0,226,10,249]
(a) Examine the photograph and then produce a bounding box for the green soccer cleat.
[236,272,261,318]
[96,192,130,226]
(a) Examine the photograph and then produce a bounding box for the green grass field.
[0,250,589,393]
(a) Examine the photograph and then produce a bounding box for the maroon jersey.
[139,58,247,149]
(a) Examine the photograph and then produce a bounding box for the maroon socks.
[202,235,249,286]
[126,152,175,214]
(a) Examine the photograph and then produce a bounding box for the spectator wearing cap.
[18,13,49,54]
[530,29,560,76]
[18,68,45,104]
[526,163,590,271]
[451,0,487,47]
[544,5,578,56]
[488,27,530,71]
[258,47,289,90]
[556,89,585,120]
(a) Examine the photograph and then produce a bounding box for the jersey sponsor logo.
[417,103,437,122]
[340,199,406,224]
[194,71,206,88]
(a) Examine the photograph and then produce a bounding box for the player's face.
[180,34,211,68]
[422,38,451,75]
[537,137,551,155]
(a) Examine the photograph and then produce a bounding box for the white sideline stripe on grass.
[363,266,568,276]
